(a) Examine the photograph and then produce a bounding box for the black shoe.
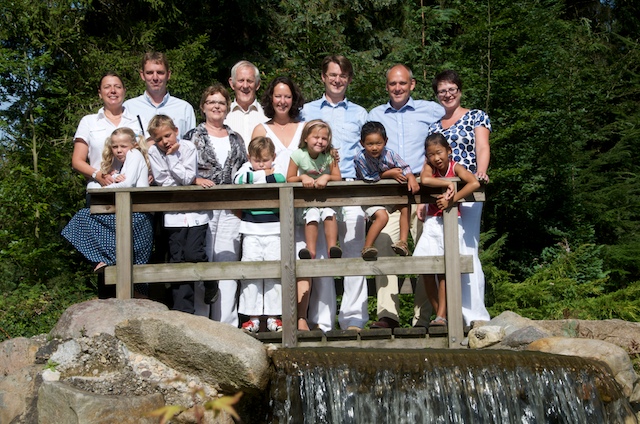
[299,248,312,259]
[370,317,399,329]
[329,246,342,258]
[204,281,219,304]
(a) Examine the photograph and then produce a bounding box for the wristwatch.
[91,170,98,180]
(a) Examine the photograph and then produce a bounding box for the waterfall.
[267,348,636,423]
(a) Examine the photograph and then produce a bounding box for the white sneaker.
[266,317,283,332]
[242,318,260,333]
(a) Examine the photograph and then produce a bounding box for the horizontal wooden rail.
[89,179,484,348]
[90,180,484,214]
[104,256,474,285]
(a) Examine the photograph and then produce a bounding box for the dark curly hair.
[260,76,304,120]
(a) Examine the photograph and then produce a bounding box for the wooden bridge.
[89,179,484,349]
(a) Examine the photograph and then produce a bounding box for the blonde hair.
[100,127,150,175]
[299,119,333,153]
[147,114,178,138]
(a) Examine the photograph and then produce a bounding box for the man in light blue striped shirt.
[301,55,369,332]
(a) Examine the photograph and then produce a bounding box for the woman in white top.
[251,76,305,175]
[72,72,147,195]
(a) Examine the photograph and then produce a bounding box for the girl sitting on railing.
[286,119,342,260]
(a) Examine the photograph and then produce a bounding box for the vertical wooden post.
[279,187,297,347]
[443,183,464,348]
[115,192,133,299]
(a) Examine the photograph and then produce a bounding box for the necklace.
[272,121,290,130]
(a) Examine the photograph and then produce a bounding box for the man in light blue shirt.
[368,65,445,173]
[367,64,445,329]
[301,55,369,331]
[124,52,196,139]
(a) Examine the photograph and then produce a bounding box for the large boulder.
[37,381,164,424]
[50,298,169,339]
[537,319,640,352]
[115,311,270,393]
[528,337,640,402]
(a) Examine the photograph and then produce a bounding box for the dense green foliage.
[1,0,639,339]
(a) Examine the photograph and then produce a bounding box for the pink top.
[427,160,459,217]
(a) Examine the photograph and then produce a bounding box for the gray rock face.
[527,337,639,401]
[50,298,168,339]
[0,364,41,424]
[488,311,548,337]
[115,311,270,393]
[501,325,552,349]
[1,337,44,377]
[51,334,130,378]
[37,381,164,424]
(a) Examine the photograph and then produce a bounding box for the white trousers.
[459,202,490,324]
[238,234,282,316]
[194,209,241,326]
[373,207,431,326]
[336,206,369,329]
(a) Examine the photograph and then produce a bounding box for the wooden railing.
[89,180,483,348]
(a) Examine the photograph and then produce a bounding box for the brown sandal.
[361,246,378,259]
[391,240,410,256]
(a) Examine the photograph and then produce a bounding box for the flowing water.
[267,348,637,423]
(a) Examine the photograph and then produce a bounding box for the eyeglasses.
[204,100,227,106]
[437,87,459,96]
[325,73,349,81]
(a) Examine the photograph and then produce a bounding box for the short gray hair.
[230,60,260,86]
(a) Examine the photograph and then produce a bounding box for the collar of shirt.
[96,106,133,122]
[384,96,416,113]
[319,94,348,109]
[368,147,388,163]
[143,91,171,108]
[230,99,260,114]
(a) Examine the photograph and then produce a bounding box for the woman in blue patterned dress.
[427,69,491,325]
[63,73,153,295]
